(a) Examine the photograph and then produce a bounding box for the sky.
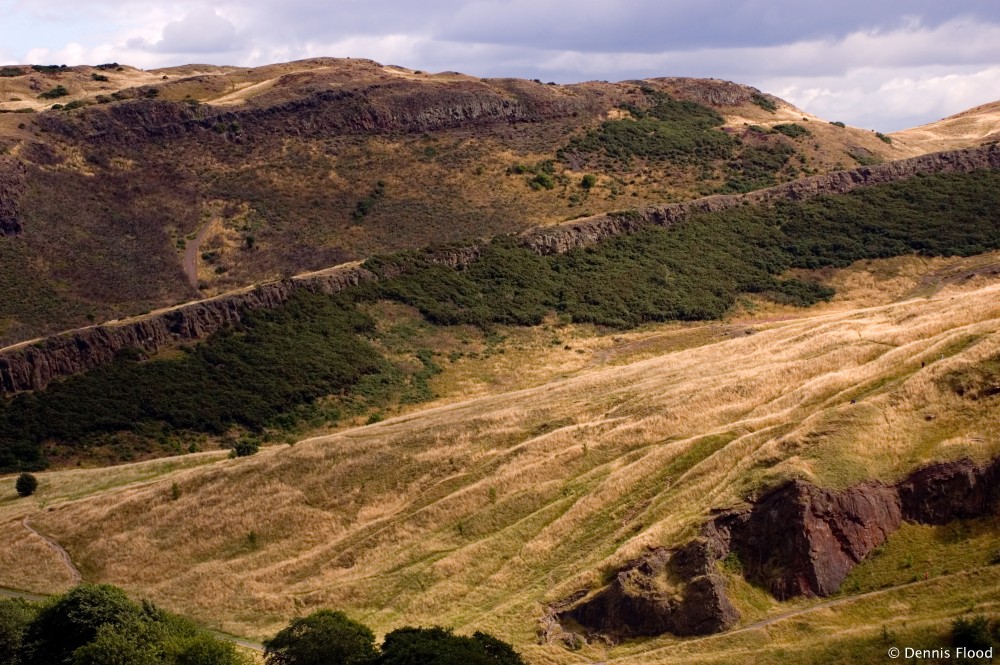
[3,1,1000,131]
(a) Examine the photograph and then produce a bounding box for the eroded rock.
[557,456,1000,641]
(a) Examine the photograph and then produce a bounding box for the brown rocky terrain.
[558,456,1000,641]
[3,141,999,396]
[0,58,920,345]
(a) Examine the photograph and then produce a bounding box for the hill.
[2,244,999,664]
[1,58,917,345]
[891,100,1000,155]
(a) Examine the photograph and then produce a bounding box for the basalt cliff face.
[555,457,1000,642]
[2,143,1000,396]
[0,157,26,237]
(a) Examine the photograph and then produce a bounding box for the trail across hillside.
[21,516,82,584]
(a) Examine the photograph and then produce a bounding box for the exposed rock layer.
[558,456,1000,641]
[3,143,1000,395]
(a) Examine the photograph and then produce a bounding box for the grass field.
[2,251,998,663]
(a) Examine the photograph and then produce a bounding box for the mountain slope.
[0,58,920,344]
[3,252,999,663]
[891,100,1000,154]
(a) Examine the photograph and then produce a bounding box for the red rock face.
[558,456,1000,641]
[716,481,903,599]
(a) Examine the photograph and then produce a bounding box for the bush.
[380,626,525,665]
[19,584,249,665]
[90,73,109,82]
[0,67,25,78]
[751,93,777,112]
[229,437,260,458]
[951,615,995,651]
[830,121,846,128]
[876,131,893,144]
[580,174,597,190]
[772,123,810,139]
[264,610,377,665]
[38,86,69,100]
[15,473,37,497]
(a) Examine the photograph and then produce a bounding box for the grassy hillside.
[4,168,1000,472]
[0,59,918,343]
[2,251,999,663]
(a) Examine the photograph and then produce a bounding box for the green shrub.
[951,614,995,650]
[0,67,24,78]
[352,182,386,221]
[90,73,109,82]
[580,174,597,190]
[31,65,67,74]
[380,626,525,665]
[264,610,377,665]
[772,123,810,139]
[528,172,555,190]
[229,437,260,458]
[751,93,777,112]
[830,121,846,128]
[38,86,69,100]
[876,132,892,144]
[15,472,37,497]
[564,90,734,164]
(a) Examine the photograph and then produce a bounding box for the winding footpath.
[21,516,82,584]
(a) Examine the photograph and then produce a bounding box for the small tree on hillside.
[264,610,377,665]
[15,473,38,498]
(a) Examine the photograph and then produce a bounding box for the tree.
[380,626,524,665]
[14,473,37,497]
[0,598,39,665]
[19,584,142,663]
[264,610,377,665]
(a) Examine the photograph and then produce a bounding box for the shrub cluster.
[565,90,734,164]
[264,610,524,665]
[0,585,250,665]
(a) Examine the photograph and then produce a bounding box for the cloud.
[4,2,1000,130]
[128,7,242,54]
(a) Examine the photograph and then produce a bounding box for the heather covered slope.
[0,58,918,343]
[2,252,1000,664]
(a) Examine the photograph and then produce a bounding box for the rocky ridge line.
[553,456,1000,642]
[2,143,1000,396]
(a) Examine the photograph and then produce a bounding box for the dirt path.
[182,221,215,290]
[21,516,82,585]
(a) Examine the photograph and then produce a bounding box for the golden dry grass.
[0,254,996,665]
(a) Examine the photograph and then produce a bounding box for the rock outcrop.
[3,143,1000,395]
[557,456,1000,641]
[0,266,377,396]
[0,157,26,236]
[520,142,1000,255]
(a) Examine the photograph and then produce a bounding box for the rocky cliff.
[0,157,26,237]
[556,456,1000,642]
[3,143,1000,396]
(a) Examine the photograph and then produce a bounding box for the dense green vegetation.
[0,585,250,664]
[264,610,525,665]
[3,170,1000,472]
[562,89,734,164]
[560,89,800,192]
[0,293,418,471]
[14,472,37,497]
